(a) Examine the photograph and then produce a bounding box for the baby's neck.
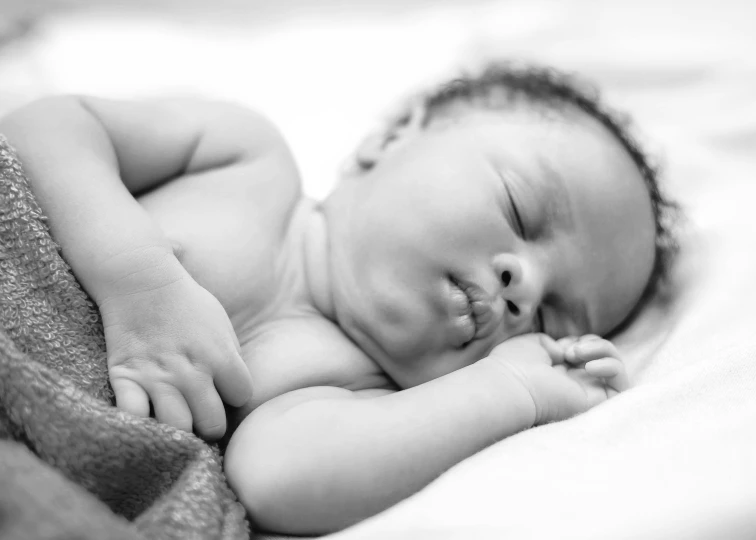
[287,197,335,320]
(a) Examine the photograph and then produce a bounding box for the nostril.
[506,300,520,316]
[502,271,512,287]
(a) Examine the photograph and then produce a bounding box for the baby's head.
[323,62,677,388]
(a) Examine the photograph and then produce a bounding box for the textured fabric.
[0,136,250,540]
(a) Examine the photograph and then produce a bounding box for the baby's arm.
[0,97,276,437]
[225,334,626,535]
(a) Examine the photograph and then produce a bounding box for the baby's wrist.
[92,244,185,305]
[470,358,538,431]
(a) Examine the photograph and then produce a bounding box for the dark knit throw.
[0,135,250,540]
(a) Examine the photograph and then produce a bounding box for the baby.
[0,63,676,535]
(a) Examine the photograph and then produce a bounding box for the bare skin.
[0,96,653,534]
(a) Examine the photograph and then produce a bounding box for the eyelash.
[504,184,526,237]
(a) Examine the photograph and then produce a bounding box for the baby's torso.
[137,146,392,418]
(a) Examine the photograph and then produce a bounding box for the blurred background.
[0,0,754,200]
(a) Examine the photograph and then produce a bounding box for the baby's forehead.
[435,103,626,161]
[447,105,636,173]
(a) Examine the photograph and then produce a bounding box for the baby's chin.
[334,285,482,385]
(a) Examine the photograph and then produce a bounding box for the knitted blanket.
[0,136,250,540]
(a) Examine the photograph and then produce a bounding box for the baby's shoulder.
[172,98,303,211]
[187,109,304,239]
[229,110,303,207]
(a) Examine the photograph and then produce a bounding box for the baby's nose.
[495,254,523,289]
[504,297,535,324]
[493,253,540,328]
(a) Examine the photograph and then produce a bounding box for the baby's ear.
[353,104,426,172]
[353,132,391,171]
[352,125,423,171]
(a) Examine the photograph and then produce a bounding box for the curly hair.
[354,61,680,303]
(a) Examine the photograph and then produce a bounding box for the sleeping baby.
[0,62,676,535]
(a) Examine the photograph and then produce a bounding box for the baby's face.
[326,108,656,388]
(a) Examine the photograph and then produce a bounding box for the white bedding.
[2,1,754,537]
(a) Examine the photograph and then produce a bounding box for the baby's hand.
[100,274,253,440]
[483,333,628,426]
[554,333,629,397]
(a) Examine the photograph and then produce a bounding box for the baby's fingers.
[585,357,629,394]
[565,337,619,365]
[111,377,150,418]
[151,385,193,433]
[537,334,565,364]
[214,351,254,408]
[184,372,227,440]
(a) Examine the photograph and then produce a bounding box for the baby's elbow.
[0,95,113,158]
[4,95,96,125]
[1,95,80,135]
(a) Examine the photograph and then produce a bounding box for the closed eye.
[504,183,525,237]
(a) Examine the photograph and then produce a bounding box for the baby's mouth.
[447,277,496,346]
